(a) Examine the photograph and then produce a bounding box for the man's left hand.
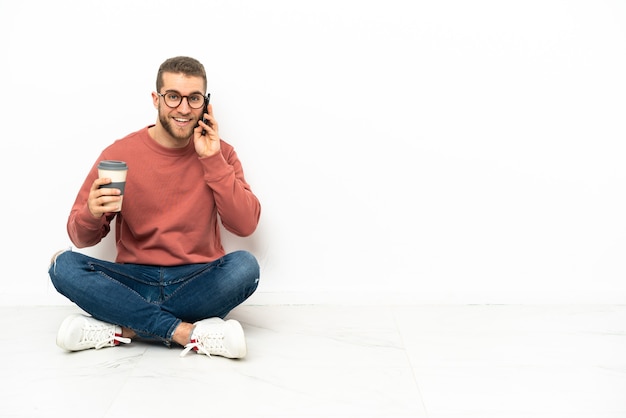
[193,103,220,157]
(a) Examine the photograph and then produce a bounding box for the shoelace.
[180,332,225,357]
[81,324,131,349]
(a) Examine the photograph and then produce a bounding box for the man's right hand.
[88,178,121,218]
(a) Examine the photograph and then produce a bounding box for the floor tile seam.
[407,362,626,369]
[391,306,431,417]
[409,364,626,375]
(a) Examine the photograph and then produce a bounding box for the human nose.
[177,96,192,112]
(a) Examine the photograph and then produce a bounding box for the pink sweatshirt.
[67,126,260,266]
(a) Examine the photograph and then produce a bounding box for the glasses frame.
[157,91,208,109]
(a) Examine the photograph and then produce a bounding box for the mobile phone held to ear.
[201,93,211,135]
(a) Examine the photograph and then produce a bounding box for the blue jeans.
[49,249,260,344]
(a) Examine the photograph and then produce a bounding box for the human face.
[153,72,206,146]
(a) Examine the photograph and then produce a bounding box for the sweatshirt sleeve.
[200,142,261,237]
[66,163,114,248]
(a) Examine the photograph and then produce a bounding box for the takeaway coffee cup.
[98,160,128,212]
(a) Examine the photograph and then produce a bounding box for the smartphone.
[201,93,211,135]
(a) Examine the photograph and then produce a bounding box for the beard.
[158,111,195,143]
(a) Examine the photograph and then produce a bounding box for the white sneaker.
[180,318,247,359]
[57,314,131,351]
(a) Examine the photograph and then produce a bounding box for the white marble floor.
[0,304,625,417]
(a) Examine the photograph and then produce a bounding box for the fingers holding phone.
[194,100,220,157]
[200,93,211,135]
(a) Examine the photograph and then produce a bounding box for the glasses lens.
[163,93,181,107]
[188,94,205,109]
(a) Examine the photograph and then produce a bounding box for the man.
[49,56,261,359]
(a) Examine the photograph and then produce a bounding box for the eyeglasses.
[157,91,207,109]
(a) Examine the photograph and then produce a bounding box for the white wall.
[1,0,625,305]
